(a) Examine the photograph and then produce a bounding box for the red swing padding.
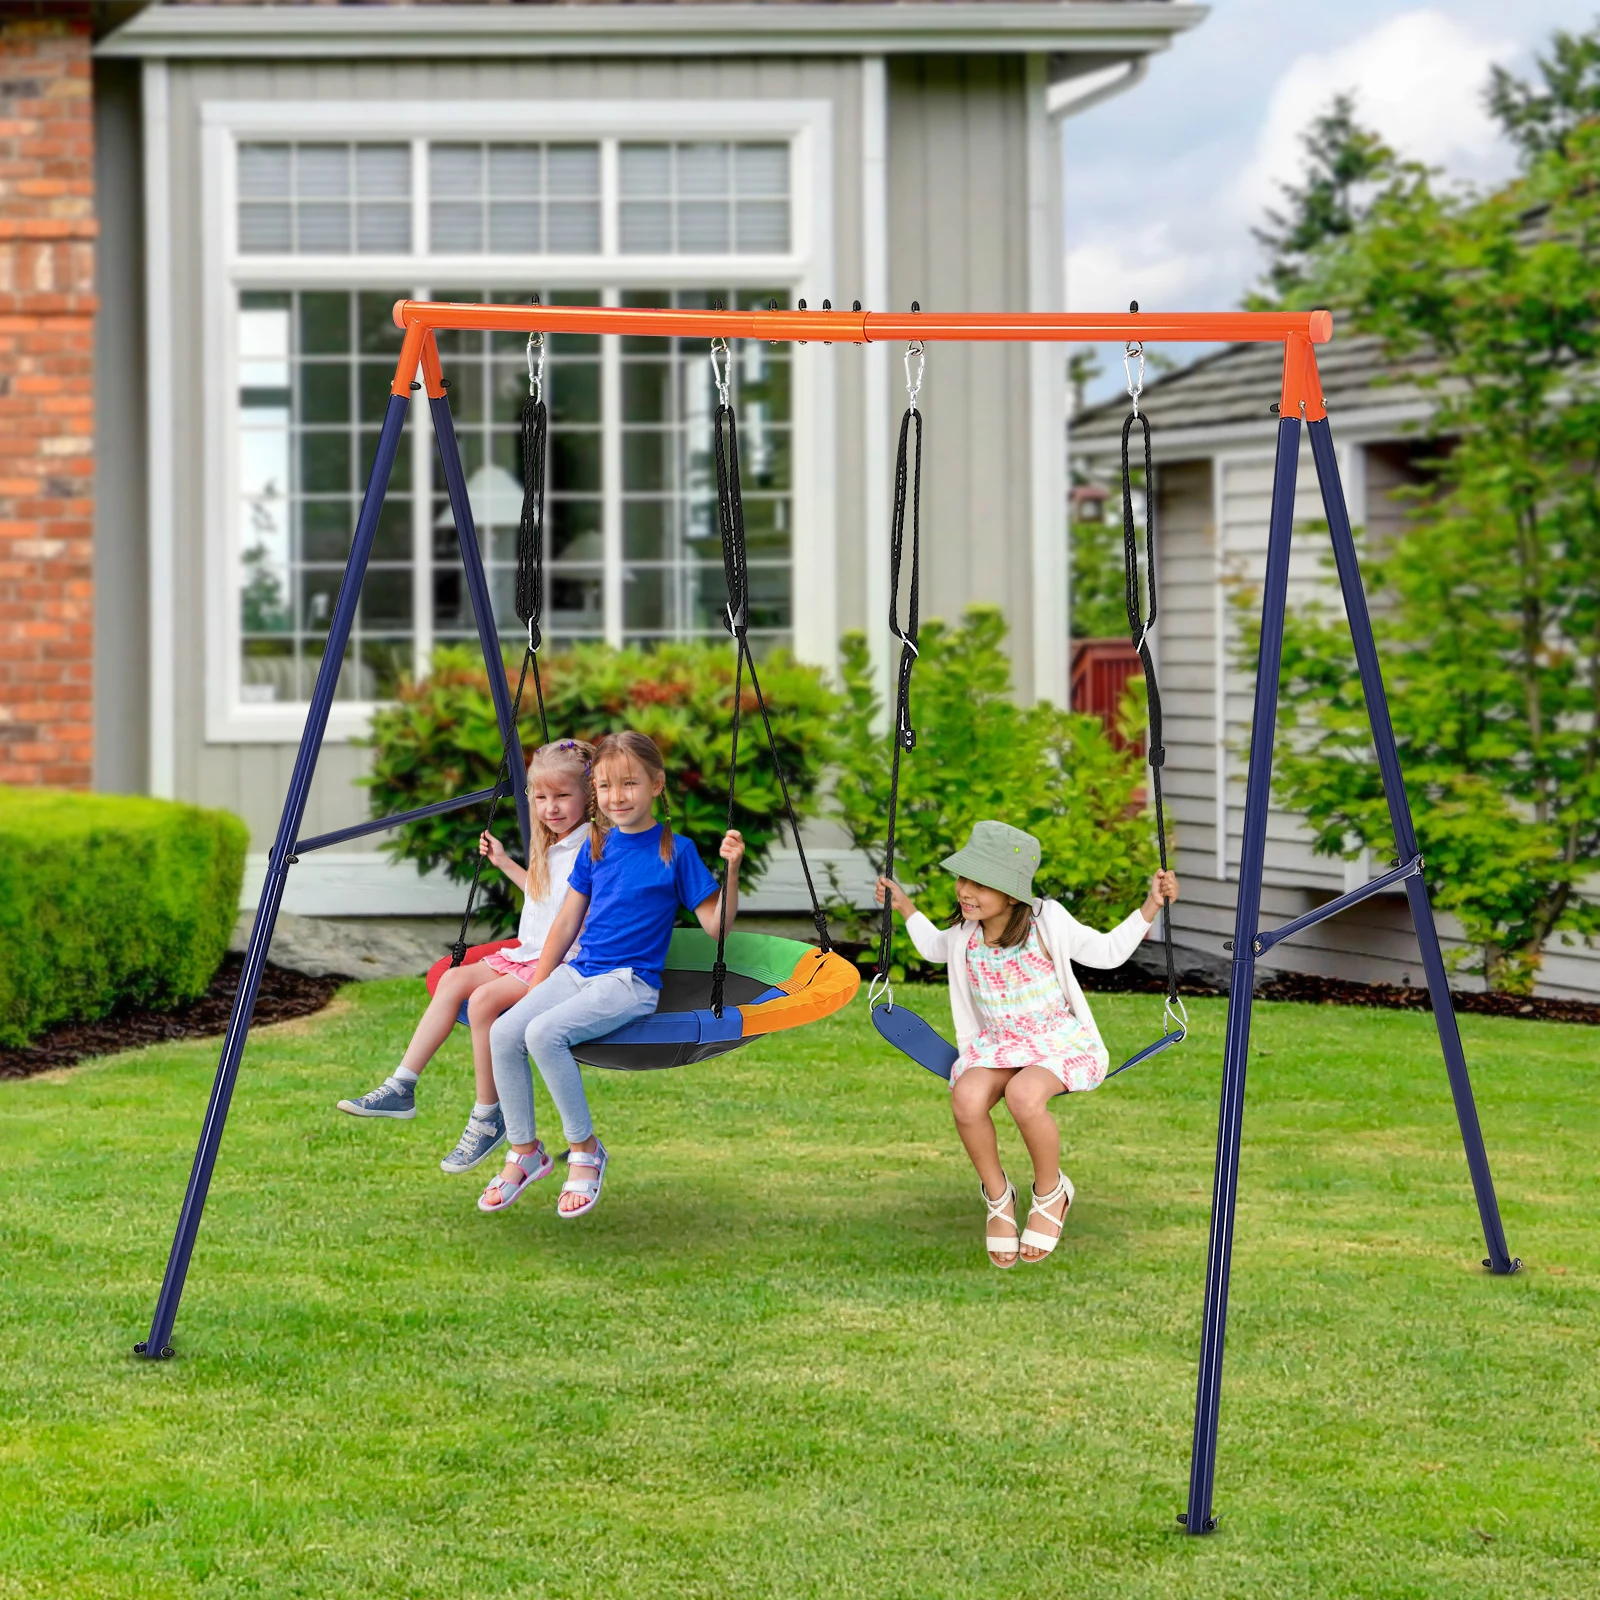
[426,940,519,1023]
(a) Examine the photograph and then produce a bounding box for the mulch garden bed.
[839,943,1600,1027]
[0,956,347,1081]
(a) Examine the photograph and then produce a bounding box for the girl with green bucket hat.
[876,820,1178,1268]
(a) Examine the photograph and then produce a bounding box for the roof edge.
[97,2,1209,61]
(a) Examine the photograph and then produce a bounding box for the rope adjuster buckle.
[723,600,747,636]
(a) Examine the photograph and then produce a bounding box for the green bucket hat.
[940,820,1042,904]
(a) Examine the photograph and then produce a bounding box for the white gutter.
[1047,56,1149,120]
[98,3,1208,60]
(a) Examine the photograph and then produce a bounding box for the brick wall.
[0,9,95,788]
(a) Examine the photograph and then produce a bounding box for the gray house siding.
[887,56,1037,684]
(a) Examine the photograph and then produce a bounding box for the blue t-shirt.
[566,824,720,990]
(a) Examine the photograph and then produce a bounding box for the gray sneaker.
[440,1109,506,1173]
[336,1077,416,1119]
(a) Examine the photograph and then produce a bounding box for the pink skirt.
[481,950,540,985]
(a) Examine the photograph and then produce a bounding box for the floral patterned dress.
[954,924,1111,1093]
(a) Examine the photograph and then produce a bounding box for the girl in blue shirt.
[483,730,744,1218]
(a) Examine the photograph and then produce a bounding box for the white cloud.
[1233,8,1518,221]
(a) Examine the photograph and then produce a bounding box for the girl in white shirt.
[337,739,604,1174]
[875,819,1177,1269]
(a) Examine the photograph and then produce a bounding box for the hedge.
[0,787,248,1048]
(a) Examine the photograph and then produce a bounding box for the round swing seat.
[426,926,859,1071]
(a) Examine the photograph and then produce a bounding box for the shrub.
[0,788,248,1048]
[830,606,1158,973]
[365,642,842,933]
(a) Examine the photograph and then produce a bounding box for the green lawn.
[1,981,1596,1599]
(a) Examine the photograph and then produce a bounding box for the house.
[1070,332,1600,1001]
[0,0,1208,913]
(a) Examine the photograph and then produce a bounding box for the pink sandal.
[557,1141,608,1219]
[477,1144,554,1212]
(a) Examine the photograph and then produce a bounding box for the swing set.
[137,298,1519,1540]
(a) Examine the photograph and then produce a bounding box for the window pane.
[296,145,349,199]
[239,203,292,253]
[432,200,481,253]
[735,201,789,254]
[358,202,411,253]
[547,201,600,253]
[619,202,672,254]
[239,143,290,198]
[677,143,728,197]
[430,143,483,195]
[678,201,729,253]
[488,201,541,254]
[547,145,599,197]
[620,144,669,196]
[488,144,540,195]
[236,288,412,707]
[735,143,788,196]
[298,202,350,253]
[355,144,410,198]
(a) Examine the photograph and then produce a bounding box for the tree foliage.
[365,642,840,933]
[1249,92,1397,308]
[1488,20,1600,163]
[829,606,1156,971]
[1267,105,1600,992]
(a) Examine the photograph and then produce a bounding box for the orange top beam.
[390,299,1332,347]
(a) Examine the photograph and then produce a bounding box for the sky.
[1062,1,1593,399]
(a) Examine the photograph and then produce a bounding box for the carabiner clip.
[904,342,925,413]
[1124,340,1144,418]
[710,338,731,410]
[868,970,894,1013]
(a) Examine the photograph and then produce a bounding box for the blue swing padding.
[455,987,786,1042]
[872,1000,1186,1082]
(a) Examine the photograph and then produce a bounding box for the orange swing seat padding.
[426,926,859,1071]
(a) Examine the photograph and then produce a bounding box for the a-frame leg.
[427,393,530,857]
[138,392,414,1360]
[1306,417,1517,1276]
[1180,414,1302,1531]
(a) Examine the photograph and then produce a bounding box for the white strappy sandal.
[477,1143,554,1213]
[557,1140,608,1219]
[1020,1172,1075,1262]
[983,1176,1021,1269]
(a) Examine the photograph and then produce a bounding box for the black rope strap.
[448,355,552,967]
[875,401,923,983]
[1121,407,1178,1009]
[709,392,833,1015]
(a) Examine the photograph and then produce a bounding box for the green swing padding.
[660,926,817,990]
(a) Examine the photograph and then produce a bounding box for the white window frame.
[199,98,836,744]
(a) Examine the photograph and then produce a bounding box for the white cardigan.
[904,900,1154,1055]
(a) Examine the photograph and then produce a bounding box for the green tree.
[1267,116,1600,993]
[1488,19,1600,162]
[830,606,1156,967]
[1249,92,1396,308]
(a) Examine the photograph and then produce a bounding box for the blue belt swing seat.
[869,311,1185,1080]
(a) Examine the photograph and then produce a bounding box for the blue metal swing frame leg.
[1178,413,1518,1530]
[137,387,525,1360]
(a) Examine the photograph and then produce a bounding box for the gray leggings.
[489,964,659,1145]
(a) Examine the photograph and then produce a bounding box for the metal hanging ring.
[526,330,545,403]
[710,338,731,409]
[868,970,894,1012]
[904,342,925,412]
[1124,339,1144,418]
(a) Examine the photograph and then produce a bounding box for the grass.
[1,980,1597,1599]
